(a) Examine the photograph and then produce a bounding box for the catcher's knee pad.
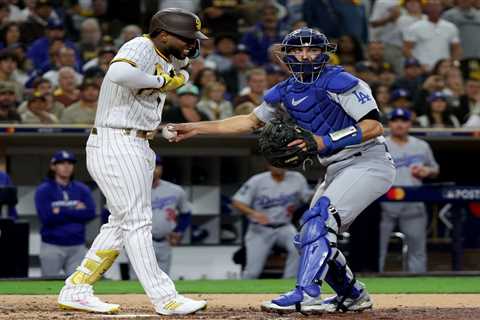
[296,196,341,296]
[69,249,119,285]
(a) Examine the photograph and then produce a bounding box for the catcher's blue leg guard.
[272,196,340,307]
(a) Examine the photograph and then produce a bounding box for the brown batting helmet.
[149,8,208,40]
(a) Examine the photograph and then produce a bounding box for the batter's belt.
[91,127,156,140]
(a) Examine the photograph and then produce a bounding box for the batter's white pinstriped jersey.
[95,36,173,130]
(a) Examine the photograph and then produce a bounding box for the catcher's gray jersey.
[233,171,312,224]
[151,180,192,238]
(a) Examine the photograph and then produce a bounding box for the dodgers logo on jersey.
[353,90,371,104]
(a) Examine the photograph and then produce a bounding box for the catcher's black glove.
[258,119,318,169]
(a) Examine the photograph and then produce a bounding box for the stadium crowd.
[0,0,478,127]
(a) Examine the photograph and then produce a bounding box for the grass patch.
[0,277,479,295]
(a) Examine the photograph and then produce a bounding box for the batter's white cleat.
[58,284,120,313]
[156,294,207,315]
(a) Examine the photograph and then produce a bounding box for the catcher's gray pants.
[242,223,299,279]
[379,203,427,273]
[40,242,87,277]
[130,239,172,278]
[312,144,396,231]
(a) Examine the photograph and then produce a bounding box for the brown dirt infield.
[0,294,479,319]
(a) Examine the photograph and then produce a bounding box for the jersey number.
[353,90,371,104]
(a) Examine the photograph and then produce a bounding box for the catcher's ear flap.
[187,39,201,59]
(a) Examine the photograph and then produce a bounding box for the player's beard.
[168,45,187,60]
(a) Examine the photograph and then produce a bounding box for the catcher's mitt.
[258,119,318,169]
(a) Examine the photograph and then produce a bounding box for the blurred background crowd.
[0,0,478,128]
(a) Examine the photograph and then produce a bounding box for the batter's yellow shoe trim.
[58,302,120,314]
[70,249,119,285]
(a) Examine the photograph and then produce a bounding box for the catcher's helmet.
[279,27,336,84]
[149,8,208,40]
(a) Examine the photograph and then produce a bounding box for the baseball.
[162,125,177,140]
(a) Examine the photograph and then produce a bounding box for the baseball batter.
[232,165,312,279]
[57,8,208,316]
[380,108,439,273]
[169,27,396,314]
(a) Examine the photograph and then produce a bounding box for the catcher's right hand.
[258,119,318,169]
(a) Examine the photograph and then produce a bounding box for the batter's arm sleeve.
[107,61,164,89]
[35,188,69,226]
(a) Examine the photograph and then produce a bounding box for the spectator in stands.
[193,67,219,94]
[241,3,286,66]
[0,168,17,220]
[459,77,480,125]
[83,44,116,74]
[60,79,99,124]
[220,43,254,97]
[77,18,102,64]
[354,61,379,86]
[443,0,480,59]
[53,66,80,107]
[0,22,21,49]
[0,3,9,27]
[414,74,446,116]
[369,1,403,74]
[417,91,460,127]
[234,68,267,108]
[336,35,364,66]
[0,81,18,114]
[20,0,55,44]
[390,88,413,112]
[444,67,465,111]
[302,0,341,39]
[200,0,242,37]
[378,68,398,88]
[380,108,439,273]
[163,84,209,123]
[114,24,141,48]
[373,84,392,124]
[232,164,312,279]
[234,101,256,116]
[6,0,24,23]
[366,41,393,75]
[392,58,425,100]
[403,0,462,71]
[27,20,79,71]
[206,34,237,73]
[197,81,233,120]
[397,0,427,42]
[432,58,455,79]
[43,46,83,87]
[0,49,22,98]
[18,78,64,119]
[264,63,288,89]
[21,91,59,124]
[35,150,96,277]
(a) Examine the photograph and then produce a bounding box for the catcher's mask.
[278,28,336,84]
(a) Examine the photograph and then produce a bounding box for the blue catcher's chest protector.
[264,66,359,137]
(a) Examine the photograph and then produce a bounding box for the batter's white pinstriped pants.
[84,127,176,306]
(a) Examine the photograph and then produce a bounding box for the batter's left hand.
[168,123,199,142]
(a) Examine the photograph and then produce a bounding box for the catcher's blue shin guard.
[272,196,340,307]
